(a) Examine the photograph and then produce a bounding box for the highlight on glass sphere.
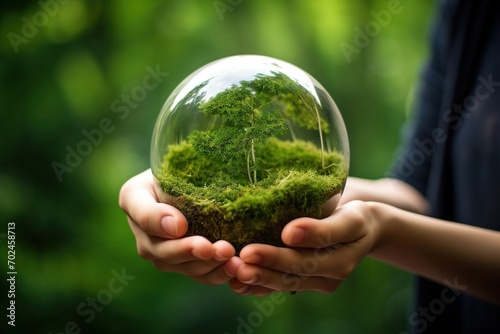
[151,55,349,252]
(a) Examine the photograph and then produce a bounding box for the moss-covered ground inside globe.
[156,138,347,252]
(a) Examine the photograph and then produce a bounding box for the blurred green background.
[0,0,435,333]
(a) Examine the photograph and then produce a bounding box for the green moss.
[154,72,348,251]
[156,138,347,252]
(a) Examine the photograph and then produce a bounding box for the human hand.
[119,169,236,285]
[225,201,380,296]
[339,177,427,213]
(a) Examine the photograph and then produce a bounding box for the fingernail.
[161,216,178,237]
[242,276,257,284]
[233,285,248,293]
[287,227,306,245]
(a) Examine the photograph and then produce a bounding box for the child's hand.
[119,169,237,285]
[225,201,378,296]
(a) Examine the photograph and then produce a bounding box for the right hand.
[118,169,238,285]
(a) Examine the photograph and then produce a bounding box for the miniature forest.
[155,73,347,252]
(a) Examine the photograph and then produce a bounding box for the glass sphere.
[151,55,349,252]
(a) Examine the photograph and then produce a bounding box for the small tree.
[190,82,286,184]
[189,72,333,183]
[279,90,330,168]
[245,72,331,168]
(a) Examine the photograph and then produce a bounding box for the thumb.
[119,169,188,239]
[281,202,369,248]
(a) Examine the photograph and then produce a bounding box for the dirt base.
[159,188,342,253]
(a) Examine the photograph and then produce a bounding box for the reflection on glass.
[151,55,349,252]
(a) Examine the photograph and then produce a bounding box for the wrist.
[365,201,395,257]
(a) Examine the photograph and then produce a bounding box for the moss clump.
[156,138,347,252]
[154,71,348,252]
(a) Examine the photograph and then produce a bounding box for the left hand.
[224,201,380,296]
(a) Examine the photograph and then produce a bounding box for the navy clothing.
[389,0,500,333]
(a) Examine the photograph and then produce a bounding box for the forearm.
[341,177,428,213]
[368,202,500,304]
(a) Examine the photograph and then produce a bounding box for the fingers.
[213,240,238,261]
[120,169,238,286]
[229,245,349,294]
[151,235,217,264]
[281,201,370,248]
[193,262,238,286]
[238,244,355,280]
[229,279,276,297]
[129,220,237,285]
[119,171,374,292]
[229,202,377,295]
[136,233,235,267]
[148,237,237,284]
[240,264,342,294]
[119,169,188,239]
[153,256,235,286]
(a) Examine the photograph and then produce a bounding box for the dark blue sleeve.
[387,0,455,196]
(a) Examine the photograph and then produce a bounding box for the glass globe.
[151,55,349,252]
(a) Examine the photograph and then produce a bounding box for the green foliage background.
[0,0,434,333]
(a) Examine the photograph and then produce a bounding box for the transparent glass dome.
[151,55,349,251]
